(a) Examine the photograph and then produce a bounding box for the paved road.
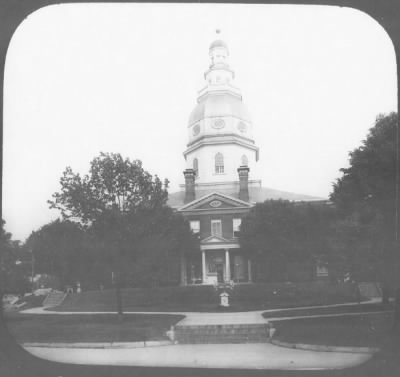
[24,343,373,370]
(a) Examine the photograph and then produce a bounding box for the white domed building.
[168,36,321,285]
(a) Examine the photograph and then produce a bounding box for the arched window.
[215,153,224,174]
[193,158,198,177]
[241,155,248,166]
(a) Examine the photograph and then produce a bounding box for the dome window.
[193,124,200,136]
[215,153,224,174]
[212,118,225,129]
[238,121,247,133]
[241,155,248,166]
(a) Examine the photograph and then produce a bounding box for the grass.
[263,302,391,318]
[271,312,396,348]
[4,313,184,344]
[51,282,360,312]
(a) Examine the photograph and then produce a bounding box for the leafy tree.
[331,112,397,224]
[0,220,27,295]
[25,220,86,288]
[49,152,197,314]
[240,200,335,281]
[49,152,168,224]
[86,205,198,288]
[330,113,398,295]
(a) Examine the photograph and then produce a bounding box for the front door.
[216,263,224,283]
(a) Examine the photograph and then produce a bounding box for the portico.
[181,240,252,285]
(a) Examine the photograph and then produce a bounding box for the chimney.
[183,169,196,204]
[237,166,250,202]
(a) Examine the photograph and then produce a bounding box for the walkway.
[24,342,373,370]
[20,298,382,325]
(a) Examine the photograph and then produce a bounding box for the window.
[211,219,222,237]
[215,153,224,174]
[190,220,200,234]
[241,155,248,166]
[316,263,329,277]
[193,158,198,177]
[233,218,241,238]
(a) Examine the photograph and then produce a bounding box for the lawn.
[271,312,395,348]
[269,312,400,376]
[51,282,360,312]
[4,313,184,344]
[263,302,392,318]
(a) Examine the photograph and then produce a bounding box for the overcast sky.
[3,3,397,241]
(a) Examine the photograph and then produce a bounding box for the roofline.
[177,191,252,211]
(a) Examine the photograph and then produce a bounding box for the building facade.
[168,36,321,285]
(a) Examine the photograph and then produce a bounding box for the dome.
[209,39,228,50]
[188,92,252,126]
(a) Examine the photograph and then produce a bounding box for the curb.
[270,339,380,354]
[22,340,173,349]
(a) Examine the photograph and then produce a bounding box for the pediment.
[201,235,231,244]
[179,192,252,211]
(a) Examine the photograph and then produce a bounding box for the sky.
[2,3,397,241]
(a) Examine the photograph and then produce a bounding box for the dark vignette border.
[0,1,399,377]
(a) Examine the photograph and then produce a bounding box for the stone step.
[43,291,67,308]
[174,323,269,344]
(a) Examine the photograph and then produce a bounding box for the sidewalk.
[24,342,373,370]
[20,298,382,325]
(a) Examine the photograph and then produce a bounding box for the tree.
[330,112,399,302]
[25,220,86,288]
[331,112,397,224]
[49,152,168,224]
[48,152,198,315]
[331,113,400,308]
[239,200,335,281]
[0,220,27,295]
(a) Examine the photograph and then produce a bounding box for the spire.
[209,29,229,68]
[204,29,235,90]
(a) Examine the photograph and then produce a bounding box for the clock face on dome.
[237,121,247,133]
[212,118,225,129]
[193,124,200,136]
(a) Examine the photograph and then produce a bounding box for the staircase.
[42,290,67,308]
[358,282,382,299]
[173,323,269,344]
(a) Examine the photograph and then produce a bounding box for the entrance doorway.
[216,263,224,283]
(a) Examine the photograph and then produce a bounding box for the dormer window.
[215,153,224,174]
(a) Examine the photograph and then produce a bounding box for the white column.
[202,250,207,284]
[225,249,231,282]
[248,259,253,282]
[180,253,187,286]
